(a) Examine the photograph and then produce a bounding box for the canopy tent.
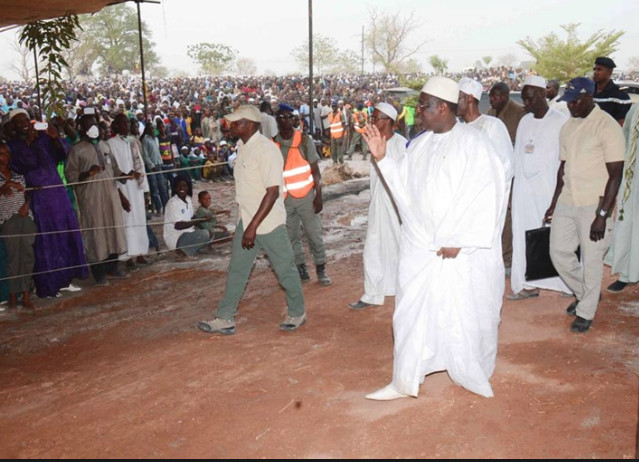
[0,0,127,28]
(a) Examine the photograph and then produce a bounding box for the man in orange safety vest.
[273,103,331,286]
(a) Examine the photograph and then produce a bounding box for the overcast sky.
[1,0,638,79]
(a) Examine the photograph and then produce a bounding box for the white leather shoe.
[365,384,409,401]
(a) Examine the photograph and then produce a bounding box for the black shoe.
[570,316,592,333]
[107,270,131,280]
[607,280,628,293]
[316,264,332,286]
[566,299,578,316]
[348,300,372,310]
[297,264,310,283]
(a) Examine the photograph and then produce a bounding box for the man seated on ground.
[194,190,231,241]
[163,173,212,259]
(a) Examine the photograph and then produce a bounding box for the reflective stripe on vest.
[276,130,314,199]
[329,112,344,138]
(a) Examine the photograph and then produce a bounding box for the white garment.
[108,136,149,257]
[379,122,507,398]
[259,112,278,139]
[320,105,331,130]
[163,195,194,250]
[361,133,408,305]
[608,103,639,283]
[511,109,571,294]
[549,95,570,117]
[467,115,514,182]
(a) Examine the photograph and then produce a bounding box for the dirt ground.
[0,156,638,459]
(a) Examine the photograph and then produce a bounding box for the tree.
[61,25,95,80]
[328,50,361,74]
[236,57,257,76]
[291,34,340,75]
[19,13,80,119]
[187,42,237,75]
[70,4,160,76]
[517,23,624,82]
[9,37,34,82]
[498,53,519,68]
[402,58,423,74]
[482,56,493,68]
[429,55,448,75]
[365,7,428,73]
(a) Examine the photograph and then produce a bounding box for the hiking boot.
[297,263,310,283]
[279,313,306,331]
[198,317,236,335]
[316,264,332,286]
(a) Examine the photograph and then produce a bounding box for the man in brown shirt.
[488,81,526,145]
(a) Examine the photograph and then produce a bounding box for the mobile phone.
[34,122,48,131]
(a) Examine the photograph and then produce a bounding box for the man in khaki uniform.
[544,77,625,333]
[198,105,306,335]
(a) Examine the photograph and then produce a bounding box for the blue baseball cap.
[558,77,595,103]
[277,103,295,114]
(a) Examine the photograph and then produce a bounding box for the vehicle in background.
[615,80,639,103]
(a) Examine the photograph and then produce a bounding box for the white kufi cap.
[9,108,29,121]
[458,78,483,101]
[421,76,459,104]
[523,75,546,89]
[374,102,398,121]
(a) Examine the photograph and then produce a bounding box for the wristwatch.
[598,209,608,218]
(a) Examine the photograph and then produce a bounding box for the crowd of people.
[0,59,637,402]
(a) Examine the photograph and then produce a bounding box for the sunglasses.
[277,114,294,120]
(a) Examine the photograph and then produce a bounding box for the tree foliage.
[365,7,428,73]
[69,4,160,77]
[497,53,519,68]
[428,55,448,75]
[236,57,257,76]
[291,34,340,75]
[482,56,493,67]
[187,42,237,75]
[517,23,624,82]
[19,13,80,119]
[328,50,362,74]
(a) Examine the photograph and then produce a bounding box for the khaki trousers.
[549,202,612,321]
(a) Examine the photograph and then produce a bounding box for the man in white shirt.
[546,80,570,117]
[348,103,407,310]
[508,76,571,300]
[163,174,211,257]
[259,101,278,139]
[108,113,149,266]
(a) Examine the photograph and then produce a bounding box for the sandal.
[506,289,540,301]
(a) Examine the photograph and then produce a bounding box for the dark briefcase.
[525,226,558,281]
